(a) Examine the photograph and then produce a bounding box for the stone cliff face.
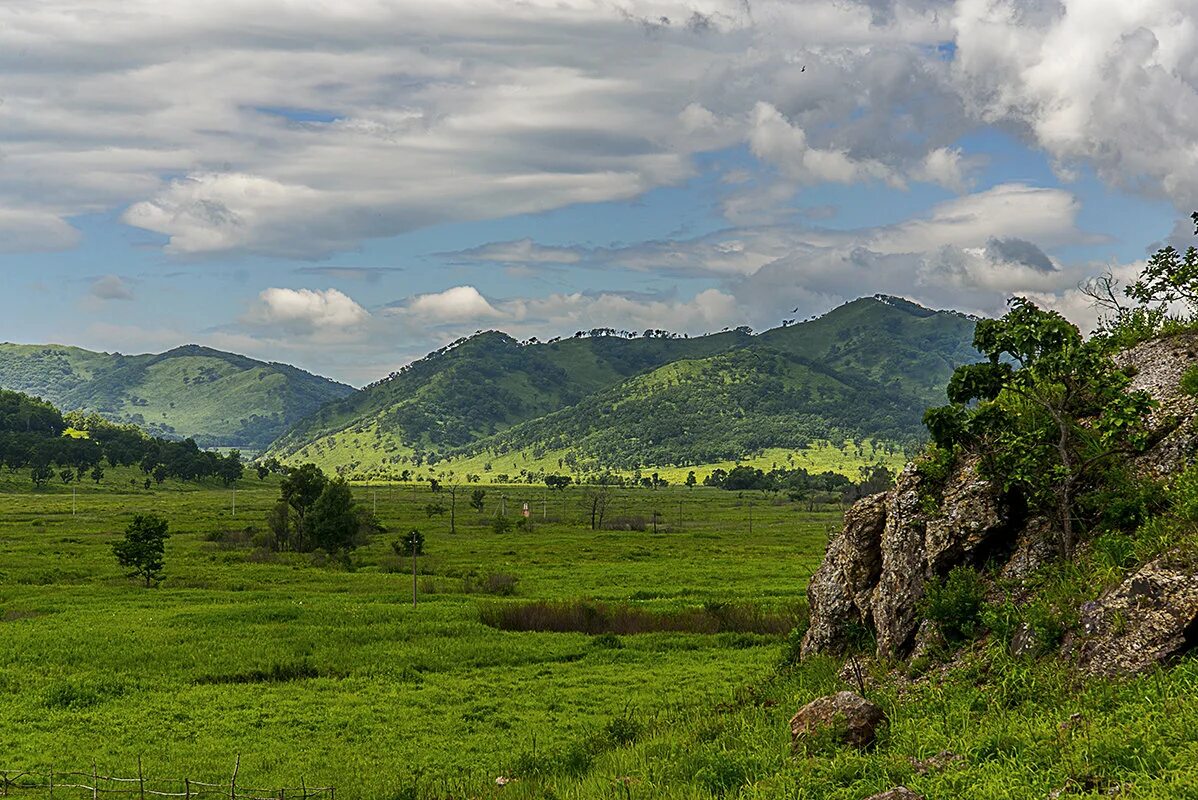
[802,333,1198,673]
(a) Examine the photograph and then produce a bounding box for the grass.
[0,466,834,799]
[3,464,1196,799]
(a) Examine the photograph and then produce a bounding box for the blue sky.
[1,1,1195,384]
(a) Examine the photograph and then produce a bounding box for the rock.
[908,749,961,775]
[805,455,1016,661]
[1070,552,1198,675]
[1000,516,1059,582]
[871,455,1011,658]
[789,691,886,750]
[801,492,887,658]
[1115,334,1198,478]
[861,788,924,800]
[1008,622,1041,659]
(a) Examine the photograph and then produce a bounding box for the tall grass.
[478,599,806,635]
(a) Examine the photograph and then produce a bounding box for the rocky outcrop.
[800,493,886,656]
[1116,333,1198,477]
[789,691,886,751]
[803,454,1016,659]
[1070,552,1198,675]
[802,332,1198,674]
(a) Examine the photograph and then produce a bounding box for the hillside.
[0,343,354,449]
[266,295,979,476]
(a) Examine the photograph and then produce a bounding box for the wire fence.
[0,758,333,800]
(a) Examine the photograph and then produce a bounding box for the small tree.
[470,489,486,513]
[30,463,52,488]
[90,463,104,484]
[113,514,170,587]
[923,297,1154,558]
[392,529,425,557]
[582,486,612,531]
[685,471,697,488]
[545,475,572,491]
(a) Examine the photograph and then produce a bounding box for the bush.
[603,710,644,746]
[1181,365,1198,397]
[491,515,513,534]
[921,566,987,643]
[463,572,519,596]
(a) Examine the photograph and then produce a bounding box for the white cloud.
[248,287,370,333]
[0,208,80,253]
[952,0,1198,206]
[89,274,134,301]
[401,286,504,323]
[749,102,904,187]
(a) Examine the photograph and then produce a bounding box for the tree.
[545,474,572,491]
[30,463,52,488]
[425,502,446,518]
[306,478,361,552]
[923,297,1154,559]
[470,489,486,513]
[90,463,104,484]
[256,463,271,480]
[685,471,697,488]
[582,486,612,531]
[113,514,170,587]
[218,451,243,486]
[392,529,424,557]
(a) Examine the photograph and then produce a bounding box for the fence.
[0,758,333,800]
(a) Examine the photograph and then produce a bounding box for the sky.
[1,0,1196,386]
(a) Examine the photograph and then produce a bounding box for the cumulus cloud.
[89,274,134,301]
[246,287,370,336]
[952,0,1198,207]
[400,286,504,323]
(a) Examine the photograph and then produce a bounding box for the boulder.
[861,789,923,800]
[801,492,886,658]
[1071,552,1198,675]
[789,691,886,751]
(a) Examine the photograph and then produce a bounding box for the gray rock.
[1071,552,1198,675]
[861,789,923,800]
[789,690,886,751]
[801,492,886,658]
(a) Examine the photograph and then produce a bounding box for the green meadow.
[0,469,832,799]
[3,469,1196,800]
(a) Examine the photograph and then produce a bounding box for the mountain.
[0,343,354,449]
[265,295,980,475]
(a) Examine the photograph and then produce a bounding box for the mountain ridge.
[0,342,354,450]
[265,295,980,476]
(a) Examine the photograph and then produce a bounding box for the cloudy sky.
[1,0,1196,384]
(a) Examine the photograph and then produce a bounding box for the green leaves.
[112,513,170,587]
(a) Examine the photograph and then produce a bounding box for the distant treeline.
[0,389,244,487]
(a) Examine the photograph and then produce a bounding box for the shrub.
[463,572,519,596]
[603,710,644,746]
[1181,365,1198,397]
[491,515,513,534]
[921,566,987,643]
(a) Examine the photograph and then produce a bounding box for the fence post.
[300,778,307,800]
[138,756,145,800]
[185,778,191,800]
[92,762,98,800]
[2,770,7,797]
[230,755,240,800]
[49,763,54,800]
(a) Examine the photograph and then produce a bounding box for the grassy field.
[4,468,1196,799]
[0,468,834,799]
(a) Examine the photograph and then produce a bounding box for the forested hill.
[0,343,354,449]
[265,295,980,474]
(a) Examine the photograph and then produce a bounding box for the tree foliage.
[113,514,170,588]
[923,298,1154,557]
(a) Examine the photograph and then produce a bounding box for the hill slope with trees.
[0,343,354,449]
[266,296,979,476]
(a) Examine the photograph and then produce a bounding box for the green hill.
[266,295,979,476]
[0,343,354,450]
